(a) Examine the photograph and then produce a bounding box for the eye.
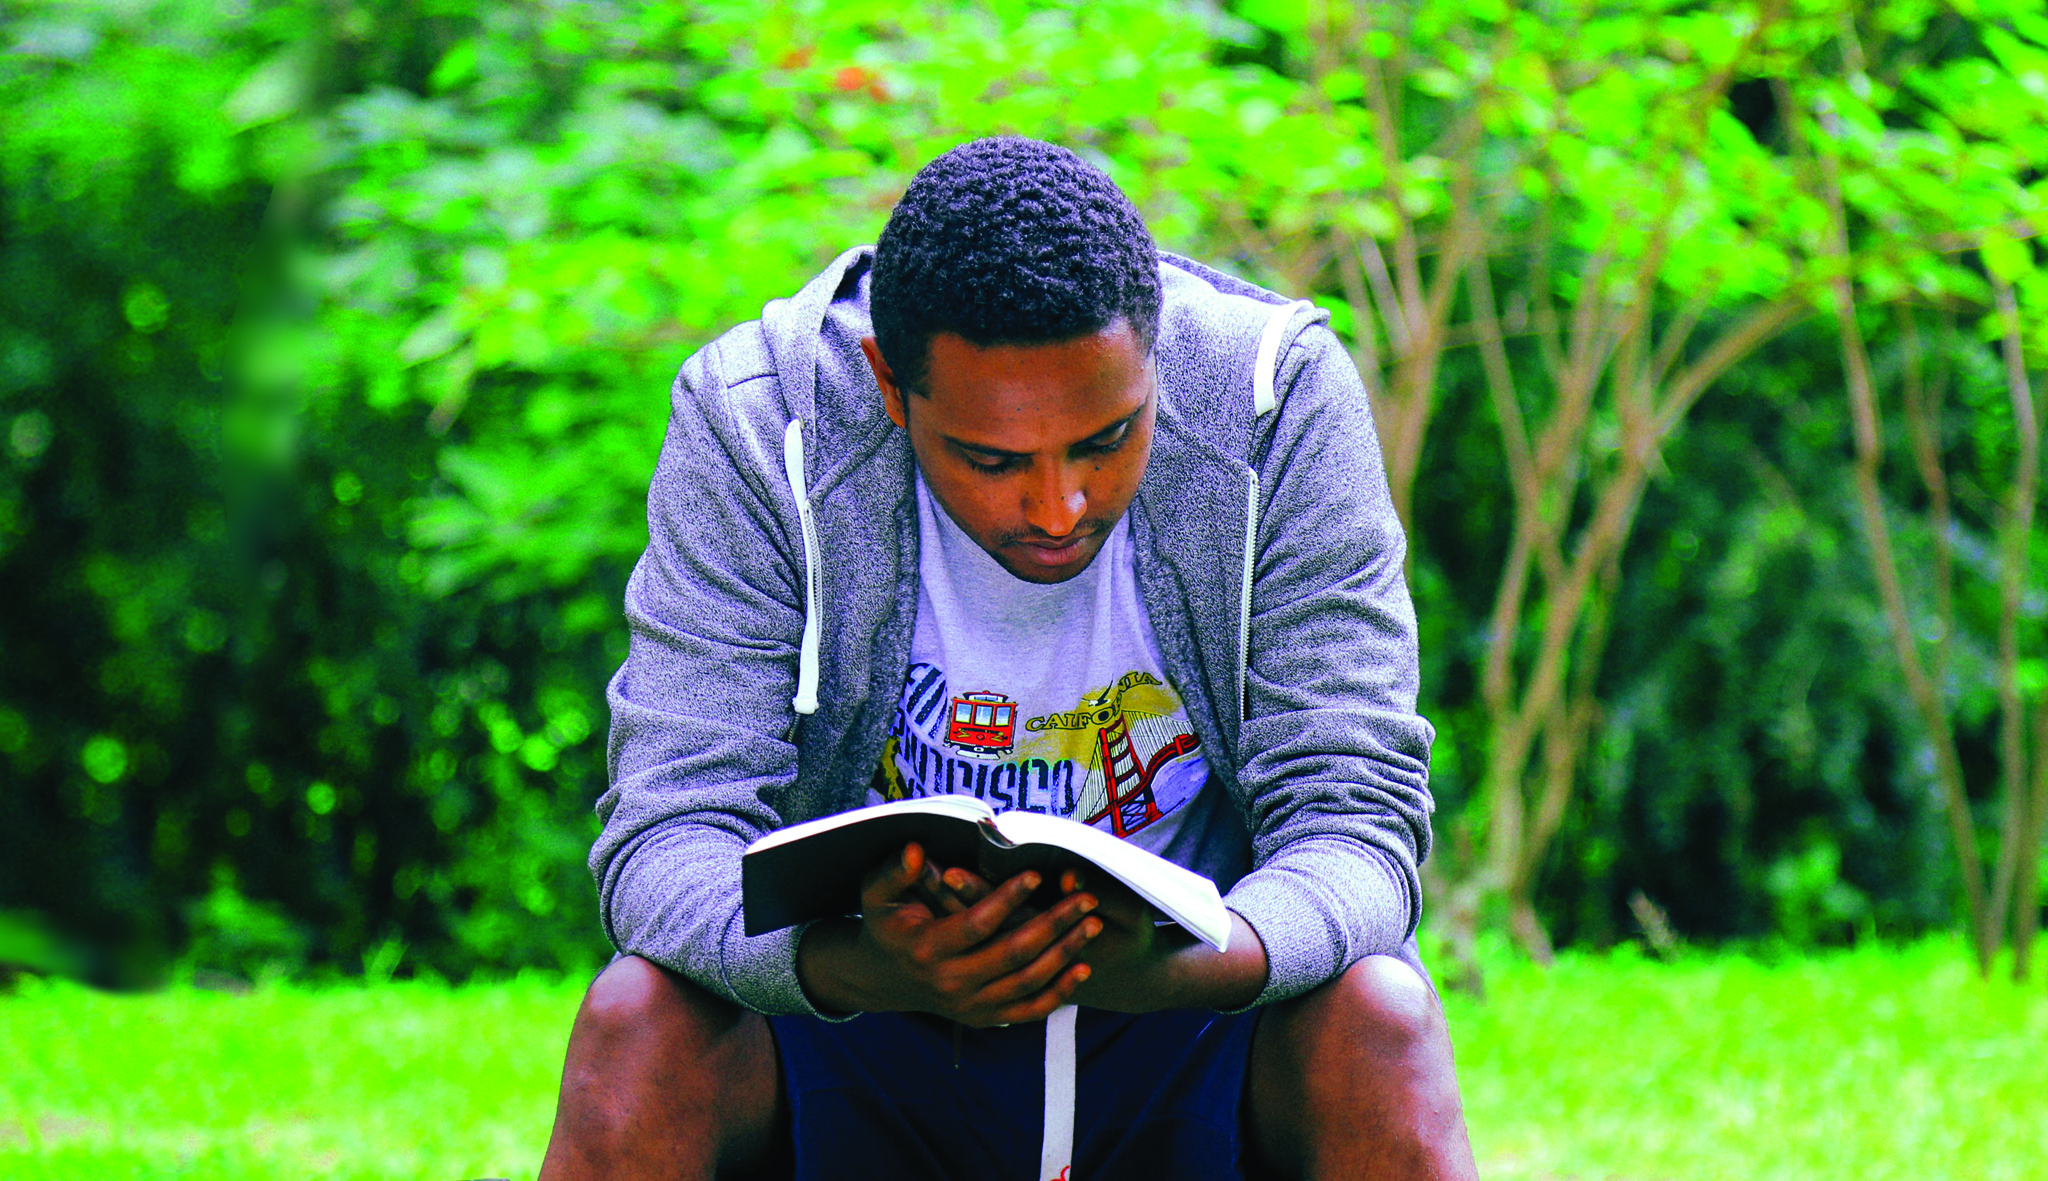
[1076,422,1131,457]
[963,453,1023,475]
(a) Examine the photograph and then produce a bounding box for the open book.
[742,795,1230,952]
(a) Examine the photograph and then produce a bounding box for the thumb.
[861,842,925,912]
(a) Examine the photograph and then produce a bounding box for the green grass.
[1444,937,2048,1181]
[1,938,2043,1179]
[0,972,579,1180]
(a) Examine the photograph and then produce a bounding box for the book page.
[989,810,1230,952]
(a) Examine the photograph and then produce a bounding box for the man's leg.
[538,955,786,1181]
[1245,954,1479,1181]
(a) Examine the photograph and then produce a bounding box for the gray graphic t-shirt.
[869,478,1253,891]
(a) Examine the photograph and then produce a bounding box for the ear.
[861,337,908,431]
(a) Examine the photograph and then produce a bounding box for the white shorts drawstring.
[1039,1004,1079,1181]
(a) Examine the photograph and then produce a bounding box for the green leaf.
[1982,229,2030,283]
[398,310,466,368]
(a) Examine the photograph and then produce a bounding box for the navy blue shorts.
[768,1006,1261,1181]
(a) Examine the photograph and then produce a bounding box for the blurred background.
[0,0,2042,991]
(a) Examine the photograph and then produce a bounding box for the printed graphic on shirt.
[871,663,1207,839]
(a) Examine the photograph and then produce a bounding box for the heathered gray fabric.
[595,246,1434,1017]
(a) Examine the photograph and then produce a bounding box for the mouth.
[1010,532,1094,569]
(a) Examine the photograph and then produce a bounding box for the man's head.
[865,137,1163,585]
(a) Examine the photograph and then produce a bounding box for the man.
[539,137,1477,1181]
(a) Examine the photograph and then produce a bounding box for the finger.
[976,914,1101,1006]
[948,869,1033,932]
[915,859,967,915]
[913,855,950,912]
[1072,871,1147,926]
[942,868,993,905]
[989,962,1092,1026]
[957,890,1097,980]
[938,870,1043,954]
[860,842,926,913]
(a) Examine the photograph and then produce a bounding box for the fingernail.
[1022,872,1041,891]
[1075,965,1092,981]
[1078,897,1097,913]
[1084,918,1102,938]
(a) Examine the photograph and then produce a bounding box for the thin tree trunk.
[2018,699,2048,979]
[1826,272,1990,971]
[1507,552,1617,963]
[1988,277,2040,970]
[1796,67,1996,970]
[1519,553,1618,897]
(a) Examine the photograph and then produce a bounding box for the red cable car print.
[944,691,1017,759]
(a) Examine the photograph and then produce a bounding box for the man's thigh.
[767,1006,1260,1181]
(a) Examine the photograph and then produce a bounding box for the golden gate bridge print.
[1081,710,1201,838]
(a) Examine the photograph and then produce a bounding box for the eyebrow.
[944,409,1141,461]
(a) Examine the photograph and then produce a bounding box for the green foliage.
[2,941,2043,1178]
[1522,321,1966,945]
[0,0,2042,980]
[1,0,615,983]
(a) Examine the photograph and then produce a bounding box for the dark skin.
[538,323,1479,1180]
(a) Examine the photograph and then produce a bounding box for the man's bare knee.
[574,955,743,1053]
[1271,954,1439,1050]
[1330,954,1440,1051]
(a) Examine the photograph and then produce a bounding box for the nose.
[1023,460,1086,539]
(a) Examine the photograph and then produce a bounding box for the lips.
[1012,532,1094,569]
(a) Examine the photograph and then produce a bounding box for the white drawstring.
[781,418,822,715]
[1040,1004,1078,1181]
[1242,299,1306,717]
[1252,299,1311,416]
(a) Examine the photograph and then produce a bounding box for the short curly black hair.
[871,137,1162,395]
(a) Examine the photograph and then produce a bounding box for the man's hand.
[1050,867,1165,1008]
[795,843,1102,1026]
[932,865,1272,1012]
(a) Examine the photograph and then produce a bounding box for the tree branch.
[1819,139,1990,970]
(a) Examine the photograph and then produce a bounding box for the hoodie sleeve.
[1222,318,1436,1007]
[590,337,837,1018]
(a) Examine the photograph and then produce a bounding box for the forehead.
[919,322,1152,448]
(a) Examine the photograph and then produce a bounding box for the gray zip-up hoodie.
[595,246,1433,1017]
